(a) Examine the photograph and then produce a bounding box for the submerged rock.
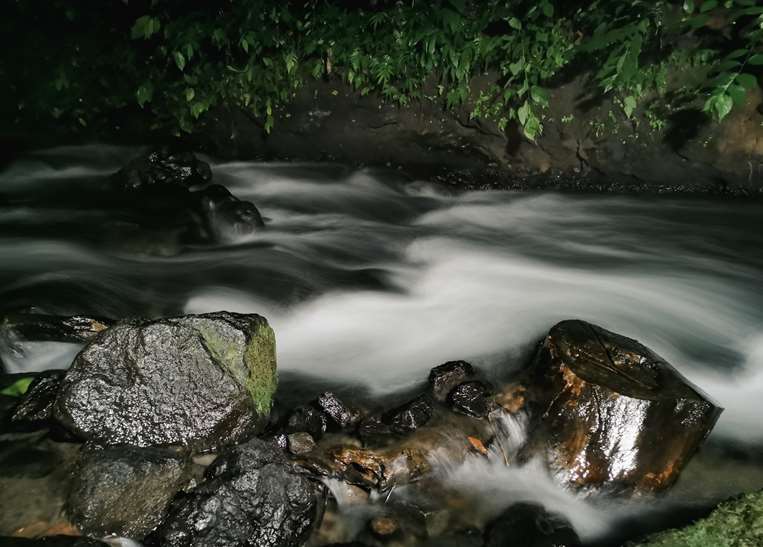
[485,502,581,547]
[66,446,190,539]
[152,438,326,547]
[1,314,112,344]
[447,381,492,418]
[384,395,434,434]
[113,147,212,191]
[193,184,264,238]
[524,319,722,494]
[428,360,475,402]
[317,392,362,430]
[54,312,277,449]
[629,489,763,546]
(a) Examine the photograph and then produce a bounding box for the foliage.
[0,377,34,397]
[3,0,763,141]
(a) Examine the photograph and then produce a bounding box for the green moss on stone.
[243,321,278,416]
[633,490,763,547]
[196,317,277,416]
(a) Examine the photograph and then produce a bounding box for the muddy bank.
[192,75,763,195]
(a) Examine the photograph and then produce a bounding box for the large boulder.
[524,319,722,495]
[53,312,277,449]
[66,446,191,539]
[152,438,326,547]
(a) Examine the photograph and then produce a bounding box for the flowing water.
[1,145,762,544]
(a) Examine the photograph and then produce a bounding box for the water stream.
[1,145,762,544]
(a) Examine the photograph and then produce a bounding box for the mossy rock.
[54,311,277,449]
[632,490,763,547]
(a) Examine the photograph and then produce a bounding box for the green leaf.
[749,54,763,66]
[508,17,522,30]
[699,0,718,13]
[509,59,524,76]
[728,84,747,106]
[736,73,758,90]
[130,16,161,40]
[0,377,34,397]
[173,51,186,71]
[541,1,554,17]
[704,92,733,121]
[136,82,154,108]
[530,86,549,107]
[623,95,637,118]
[185,88,195,102]
[683,0,695,13]
[517,101,530,126]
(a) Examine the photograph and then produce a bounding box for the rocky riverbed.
[1,148,762,546]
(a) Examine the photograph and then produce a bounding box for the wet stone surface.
[428,360,475,402]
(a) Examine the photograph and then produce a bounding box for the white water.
[2,146,762,543]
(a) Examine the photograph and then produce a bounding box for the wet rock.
[288,432,317,455]
[628,489,763,546]
[0,432,80,536]
[66,446,190,539]
[272,431,289,450]
[193,184,264,238]
[524,319,722,494]
[113,147,212,191]
[286,405,328,440]
[11,371,64,424]
[429,360,474,402]
[357,414,392,441]
[54,311,277,449]
[152,438,326,547]
[317,392,362,430]
[384,395,433,434]
[485,502,581,547]
[1,314,113,344]
[447,381,493,418]
[422,528,483,547]
[370,515,399,537]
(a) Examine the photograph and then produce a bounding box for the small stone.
[428,360,474,401]
[288,432,316,455]
[447,381,492,418]
[385,395,433,434]
[316,392,361,430]
[11,371,64,423]
[370,516,399,537]
[484,502,580,547]
[358,415,391,441]
[286,405,328,440]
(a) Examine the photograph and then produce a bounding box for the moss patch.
[632,490,763,547]
[196,317,277,416]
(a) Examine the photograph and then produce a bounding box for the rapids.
[1,145,762,544]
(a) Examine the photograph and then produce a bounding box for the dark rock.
[524,319,722,494]
[288,432,316,456]
[272,431,289,450]
[1,314,113,344]
[384,395,433,434]
[316,392,362,430]
[485,502,581,547]
[358,414,392,441]
[152,438,326,547]
[113,147,212,191]
[429,360,475,402]
[53,312,277,449]
[11,371,65,424]
[192,184,264,238]
[286,405,328,440]
[66,446,190,539]
[0,536,109,546]
[447,381,493,418]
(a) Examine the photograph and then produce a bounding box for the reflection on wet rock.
[524,319,723,495]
